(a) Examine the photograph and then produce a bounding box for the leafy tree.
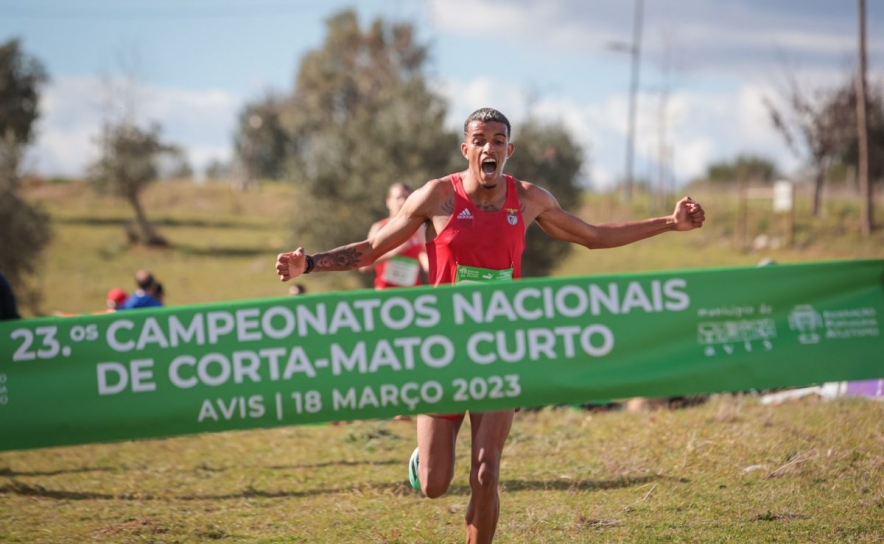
[158,147,194,180]
[242,10,589,282]
[89,122,174,245]
[506,117,585,278]
[0,136,51,314]
[278,10,460,285]
[0,39,48,144]
[233,94,290,185]
[0,39,51,314]
[704,155,777,184]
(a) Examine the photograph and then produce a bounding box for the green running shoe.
[408,447,421,490]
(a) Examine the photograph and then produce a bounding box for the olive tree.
[0,39,51,314]
[89,122,174,245]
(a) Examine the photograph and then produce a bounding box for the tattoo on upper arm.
[441,197,455,215]
[314,248,361,272]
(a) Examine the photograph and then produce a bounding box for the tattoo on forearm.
[314,247,362,271]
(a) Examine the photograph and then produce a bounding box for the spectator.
[154,282,165,305]
[119,270,163,309]
[106,288,128,311]
[0,271,21,320]
[288,284,307,296]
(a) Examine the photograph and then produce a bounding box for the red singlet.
[427,173,525,286]
[374,218,425,290]
[427,173,525,420]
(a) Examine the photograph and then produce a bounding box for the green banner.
[1,260,882,451]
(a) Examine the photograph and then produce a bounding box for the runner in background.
[359,183,428,289]
[360,183,427,422]
[275,107,705,544]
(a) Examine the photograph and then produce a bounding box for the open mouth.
[481,158,497,176]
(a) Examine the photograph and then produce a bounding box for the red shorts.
[431,413,464,421]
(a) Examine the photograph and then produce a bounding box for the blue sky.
[2,0,882,188]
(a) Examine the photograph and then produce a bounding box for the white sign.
[773,180,793,212]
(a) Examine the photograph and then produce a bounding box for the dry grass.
[19,179,884,317]
[6,179,883,542]
[1,396,882,543]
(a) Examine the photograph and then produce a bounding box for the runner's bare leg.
[416,414,464,498]
[464,410,515,544]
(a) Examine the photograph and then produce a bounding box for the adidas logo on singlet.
[457,209,473,220]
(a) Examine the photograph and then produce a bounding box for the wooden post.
[783,199,794,247]
[856,0,873,235]
[735,179,747,251]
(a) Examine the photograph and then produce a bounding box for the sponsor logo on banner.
[695,304,776,356]
[789,305,823,344]
[786,304,879,342]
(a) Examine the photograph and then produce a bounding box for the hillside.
[17,179,884,317]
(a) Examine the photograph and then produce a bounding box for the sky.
[2,0,882,189]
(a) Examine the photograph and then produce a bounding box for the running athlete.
[275,107,706,544]
[359,183,428,289]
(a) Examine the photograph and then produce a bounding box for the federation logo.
[788,304,823,344]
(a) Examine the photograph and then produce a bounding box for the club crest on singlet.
[506,208,519,226]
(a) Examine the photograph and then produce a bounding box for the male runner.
[276,107,705,544]
[359,182,428,289]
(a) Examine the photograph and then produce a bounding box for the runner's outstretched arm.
[531,188,705,249]
[276,185,433,281]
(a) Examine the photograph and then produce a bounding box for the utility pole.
[623,0,644,203]
[856,0,873,236]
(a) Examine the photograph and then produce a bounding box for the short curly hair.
[463,108,511,139]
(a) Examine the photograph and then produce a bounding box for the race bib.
[455,264,514,284]
[382,257,421,286]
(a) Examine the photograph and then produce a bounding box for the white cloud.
[430,0,882,78]
[438,77,526,133]
[27,76,240,178]
[437,72,806,189]
[661,85,801,180]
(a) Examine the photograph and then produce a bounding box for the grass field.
[3,179,883,542]
[1,396,882,543]
[16,178,884,316]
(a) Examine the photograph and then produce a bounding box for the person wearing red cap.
[106,288,128,311]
